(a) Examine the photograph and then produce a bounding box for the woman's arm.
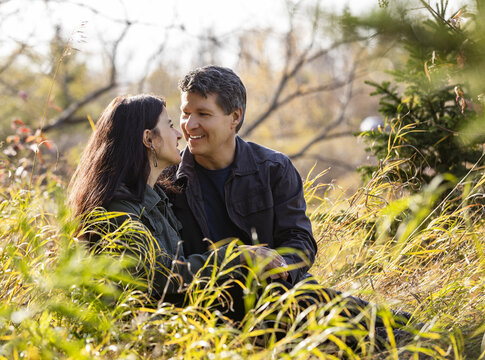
[94,201,241,300]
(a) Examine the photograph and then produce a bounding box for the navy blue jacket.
[171,136,317,284]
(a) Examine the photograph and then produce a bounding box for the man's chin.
[187,145,205,155]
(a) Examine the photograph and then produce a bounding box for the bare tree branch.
[0,41,28,75]
[279,74,360,108]
[42,83,116,132]
[289,130,355,161]
[241,26,365,138]
[137,26,173,92]
[42,21,132,132]
[47,0,138,26]
[301,154,356,171]
[109,21,131,83]
[289,60,358,160]
[0,77,21,96]
[0,0,15,6]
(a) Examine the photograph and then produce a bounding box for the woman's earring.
[150,144,158,168]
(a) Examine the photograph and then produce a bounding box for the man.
[168,65,415,340]
[171,65,317,287]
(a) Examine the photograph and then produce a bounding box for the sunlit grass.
[308,155,485,359]
[0,160,483,359]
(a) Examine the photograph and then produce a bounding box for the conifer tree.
[354,1,485,193]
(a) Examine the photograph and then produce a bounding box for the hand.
[239,245,289,281]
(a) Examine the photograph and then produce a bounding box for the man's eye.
[200,113,209,116]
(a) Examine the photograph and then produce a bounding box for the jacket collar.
[144,184,169,212]
[232,136,258,175]
[116,183,168,213]
[176,135,258,179]
[176,146,196,180]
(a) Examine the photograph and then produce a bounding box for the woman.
[68,94,268,303]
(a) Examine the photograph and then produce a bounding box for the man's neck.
[194,139,237,170]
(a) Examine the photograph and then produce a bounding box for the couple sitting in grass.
[68,65,415,348]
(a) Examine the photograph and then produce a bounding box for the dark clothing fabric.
[169,179,210,256]
[214,275,412,328]
[101,184,413,345]
[103,183,240,301]
[195,162,248,243]
[171,136,317,285]
[98,183,414,345]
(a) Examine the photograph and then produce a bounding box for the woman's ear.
[142,129,152,148]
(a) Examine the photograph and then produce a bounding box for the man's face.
[180,91,240,167]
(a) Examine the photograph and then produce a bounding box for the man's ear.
[230,108,242,130]
[142,129,152,148]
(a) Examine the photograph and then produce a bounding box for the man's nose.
[184,115,199,130]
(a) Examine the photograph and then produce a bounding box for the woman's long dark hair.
[68,94,165,218]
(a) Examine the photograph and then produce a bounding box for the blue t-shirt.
[195,161,248,243]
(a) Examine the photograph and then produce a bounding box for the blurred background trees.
[0,0,383,191]
[1,0,481,196]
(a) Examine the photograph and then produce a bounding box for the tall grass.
[307,155,485,359]
[0,155,483,359]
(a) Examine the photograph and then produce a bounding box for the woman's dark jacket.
[104,184,240,300]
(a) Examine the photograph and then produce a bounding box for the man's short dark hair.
[178,65,246,132]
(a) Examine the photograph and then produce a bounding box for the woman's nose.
[176,129,182,139]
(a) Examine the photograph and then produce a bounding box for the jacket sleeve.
[270,156,317,284]
[100,201,241,301]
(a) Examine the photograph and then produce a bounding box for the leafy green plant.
[355,1,485,197]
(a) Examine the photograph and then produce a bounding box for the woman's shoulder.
[105,198,142,216]
[105,184,144,217]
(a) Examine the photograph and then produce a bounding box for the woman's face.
[151,107,182,167]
